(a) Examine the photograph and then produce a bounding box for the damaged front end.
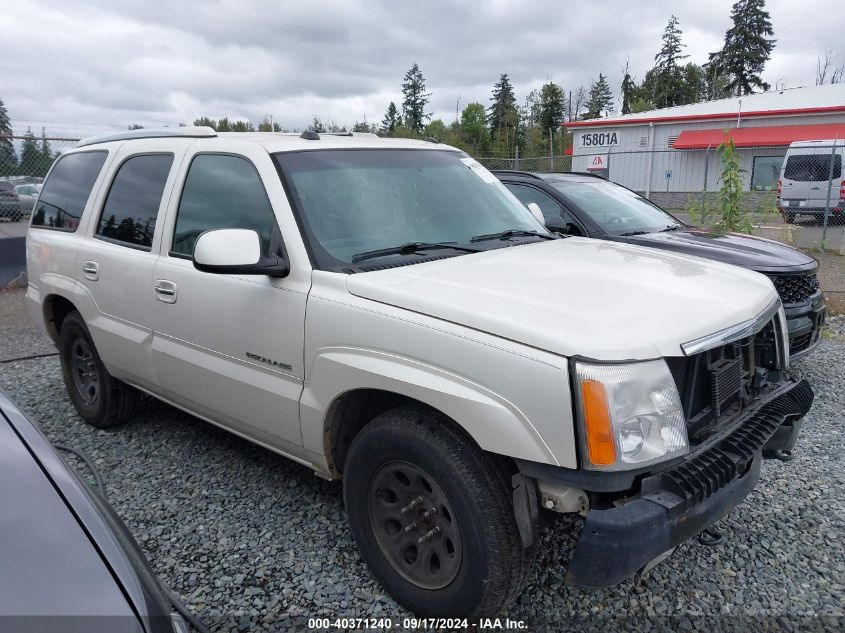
[523,298,814,588]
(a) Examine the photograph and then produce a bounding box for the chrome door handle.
[154,280,177,303]
[82,261,99,281]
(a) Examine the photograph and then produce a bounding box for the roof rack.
[76,126,217,148]
[299,130,381,141]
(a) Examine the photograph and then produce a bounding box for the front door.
[150,151,308,456]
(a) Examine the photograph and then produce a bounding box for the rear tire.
[343,406,534,618]
[59,311,138,429]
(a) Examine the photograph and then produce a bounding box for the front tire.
[343,406,534,618]
[59,311,138,429]
[782,211,796,224]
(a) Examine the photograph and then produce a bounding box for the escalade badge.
[246,352,292,372]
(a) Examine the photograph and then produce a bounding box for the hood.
[346,238,778,360]
[620,228,816,273]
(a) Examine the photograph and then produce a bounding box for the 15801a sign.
[580,132,618,147]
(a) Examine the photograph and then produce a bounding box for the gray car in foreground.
[0,388,204,633]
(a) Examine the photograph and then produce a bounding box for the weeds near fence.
[715,136,754,234]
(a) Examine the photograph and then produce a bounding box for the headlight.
[575,360,688,471]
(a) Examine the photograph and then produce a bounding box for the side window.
[172,154,276,257]
[31,151,108,231]
[96,154,174,249]
[505,183,564,221]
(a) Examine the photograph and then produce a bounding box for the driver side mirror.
[545,215,583,236]
[192,229,289,277]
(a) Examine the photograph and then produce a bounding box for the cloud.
[0,0,840,136]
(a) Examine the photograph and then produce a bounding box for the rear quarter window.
[31,151,108,231]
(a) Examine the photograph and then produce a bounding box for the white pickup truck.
[26,127,813,618]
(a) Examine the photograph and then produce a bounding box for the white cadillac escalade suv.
[26,127,813,618]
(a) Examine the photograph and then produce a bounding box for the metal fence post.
[514,145,519,170]
[822,139,838,247]
[702,146,711,209]
[550,127,554,172]
[606,147,612,182]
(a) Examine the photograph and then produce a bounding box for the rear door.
[72,142,183,392]
[781,147,842,209]
[149,146,309,457]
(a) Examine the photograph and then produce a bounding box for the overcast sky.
[1,0,842,137]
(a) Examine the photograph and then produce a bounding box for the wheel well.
[43,295,77,342]
[325,389,437,476]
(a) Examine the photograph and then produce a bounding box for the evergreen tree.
[401,64,431,136]
[537,82,566,136]
[229,120,255,132]
[0,97,16,176]
[193,116,217,129]
[19,128,40,176]
[719,0,776,95]
[644,14,691,109]
[621,68,636,115]
[585,74,614,119]
[37,128,54,177]
[258,116,282,132]
[487,74,519,150]
[380,102,402,136]
[352,120,374,133]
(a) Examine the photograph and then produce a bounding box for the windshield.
[549,179,680,234]
[275,149,546,268]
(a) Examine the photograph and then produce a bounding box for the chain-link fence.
[0,133,79,223]
[475,142,845,253]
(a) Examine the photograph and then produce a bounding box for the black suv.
[495,170,826,359]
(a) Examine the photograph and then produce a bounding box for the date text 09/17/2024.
[307,617,527,630]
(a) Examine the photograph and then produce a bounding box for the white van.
[778,139,845,223]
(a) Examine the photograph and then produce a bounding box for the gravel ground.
[0,288,843,632]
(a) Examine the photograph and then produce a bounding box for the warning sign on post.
[587,155,607,171]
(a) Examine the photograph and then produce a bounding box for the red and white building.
[563,84,845,195]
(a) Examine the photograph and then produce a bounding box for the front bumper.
[564,378,813,588]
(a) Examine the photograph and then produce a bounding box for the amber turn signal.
[580,379,616,466]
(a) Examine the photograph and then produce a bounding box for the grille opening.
[666,319,781,444]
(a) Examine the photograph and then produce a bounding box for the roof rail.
[487,169,545,181]
[568,171,607,179]
[76,126,217,148]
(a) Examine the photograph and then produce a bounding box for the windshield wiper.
[619,230,650,236]
[351,241,481,264]
[470,229,556,243]
[660,224,683,232]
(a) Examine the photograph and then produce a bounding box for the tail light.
[776,179,782,197]
[840,181,845,201]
